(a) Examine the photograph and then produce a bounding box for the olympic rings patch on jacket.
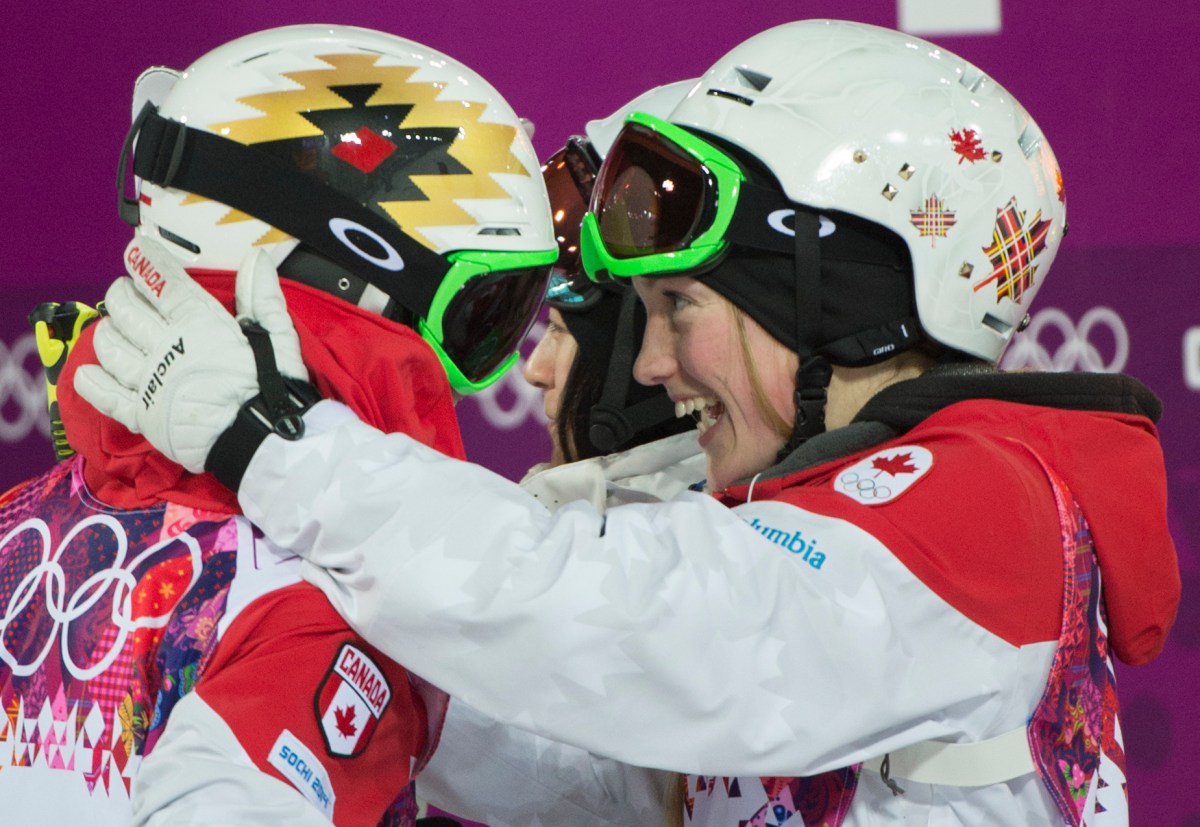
[833,446,933,505]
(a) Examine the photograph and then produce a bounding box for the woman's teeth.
[675,396,720,434]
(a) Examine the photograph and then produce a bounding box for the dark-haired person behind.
[523,79,704,492]
[520,273,704,506]
[415,82,703,827]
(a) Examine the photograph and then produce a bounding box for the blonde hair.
[733,307,793,439]
[664,773,685,827]
[656,311,788,827]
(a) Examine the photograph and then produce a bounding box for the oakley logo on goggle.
[329,218,406,272]
[767,209,837,239]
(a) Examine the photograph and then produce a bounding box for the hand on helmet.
[75,236,308,473]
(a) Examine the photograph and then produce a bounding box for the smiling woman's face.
[522,307,580,466]
[632,276,797,490]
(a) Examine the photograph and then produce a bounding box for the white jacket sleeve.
[132,692,333,827]
[240,402,1039,777]
[418,699,671,827]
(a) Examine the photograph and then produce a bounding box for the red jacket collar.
[58,273,464,513]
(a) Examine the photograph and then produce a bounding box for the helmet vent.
[958,68,986,93]
[733,66,773,92]
[1017,124,1043,158]
[706,88,755,107]
[159,226,200,254]
[478,227,521,236]
[981,313,1013,334]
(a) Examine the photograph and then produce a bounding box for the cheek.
[554,340,578,387]
[678,318,734,375]
[543,384,561,418]
[740,325,798,422]
[765,355,798,420]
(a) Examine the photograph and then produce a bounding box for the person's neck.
[825,351,935,430]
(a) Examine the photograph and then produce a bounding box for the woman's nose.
[633,314,675,387]
[523,335,554,390]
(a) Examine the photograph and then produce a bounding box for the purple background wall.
[2,1,1197,822]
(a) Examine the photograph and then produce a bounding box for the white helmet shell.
[668,19,1065,363]
[584,79,699,158]
[135,24,554,271]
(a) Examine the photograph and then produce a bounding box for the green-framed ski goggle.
[580,112,747,280]
[418,247,558,395]
[119,102,556,398]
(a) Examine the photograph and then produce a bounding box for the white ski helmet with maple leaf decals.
[118,24,556,393]
[665,19,1065,363]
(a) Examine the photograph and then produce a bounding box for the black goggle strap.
[715,177,831,448]
[786,210,832,452]
[722,178,800,256]
[587,287,675,453]
[118,103,449,321]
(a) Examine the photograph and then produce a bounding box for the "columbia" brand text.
[744,516,826,569]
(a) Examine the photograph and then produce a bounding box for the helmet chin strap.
[777,210,831,461]
[586,288,675,453]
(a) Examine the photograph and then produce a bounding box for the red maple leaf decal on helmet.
[872,453,919,477]
[949,129,986,164]
[334,705,358,738]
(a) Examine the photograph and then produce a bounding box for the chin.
[705,461,733,492]
[707,447,779,492]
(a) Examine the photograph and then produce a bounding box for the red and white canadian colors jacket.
[240,370,1178,826]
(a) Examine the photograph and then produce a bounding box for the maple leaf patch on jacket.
[315,643,393,757]
[833,446,933,505]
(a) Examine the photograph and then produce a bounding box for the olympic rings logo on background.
[0,332,49,443]
[465,319,548,430]
[0,514,202,681]
[1001,306,1130,373]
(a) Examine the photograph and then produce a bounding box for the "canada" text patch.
[315,643,392,757]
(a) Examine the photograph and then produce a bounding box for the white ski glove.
[75,236,309,475]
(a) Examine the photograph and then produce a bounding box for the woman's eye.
[667,292,690,312]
